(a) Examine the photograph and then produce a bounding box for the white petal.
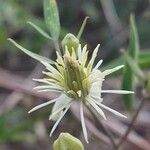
[49,102,71,120]
[101,90,134,94]
[102,65,124,76]
[90,95,103,102]
[33,78,49,84]
[42,61,60,75]
[33,79,59,86]
[87,99,106,120]
[82,44,87,56]
[33,85,64,91]
[80,102,89,143]
[87,44,100,72]
[65,45,70,56]
[49,104,71,137]
[33,78,60,87]
[93,59,103,71]
[89,70,103,83]
[28,98,57,113]
[71,47,76,60]
[37,89,62,93]
[80,45,87,63]
[93,100,127,118]
[89,78,103,98]
[50,94,72,120]
[56,51,65,67]
[91,44,100,61]
[77,90,82,97]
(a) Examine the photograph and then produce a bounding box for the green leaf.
[27,21,53,40]
[123,52,145,80]
[53,133,84,150]
[43,0,60,40]
[122,14,140,111]
[8,38,54,64]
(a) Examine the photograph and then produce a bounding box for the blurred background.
[0,0,150,149]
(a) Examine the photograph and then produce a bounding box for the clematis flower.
[8,34,133,143]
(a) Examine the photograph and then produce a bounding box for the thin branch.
[87,107,117,149]
[116,97,146,149]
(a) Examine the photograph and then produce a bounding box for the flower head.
[8,35,134,143]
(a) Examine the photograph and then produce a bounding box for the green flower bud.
[61,33,79,54]
[53,132,84,150]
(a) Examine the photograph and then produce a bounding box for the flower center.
[63,55,89,100]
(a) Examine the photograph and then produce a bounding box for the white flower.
[8,39,134,143]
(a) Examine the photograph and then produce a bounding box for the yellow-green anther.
[61,33,79,54]
[72,81,79,92]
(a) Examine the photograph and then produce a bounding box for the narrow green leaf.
[8,38,54,64]
[53,133,84,150]
[102,51,150,72]
[27,21,53,40]
[43,0,60,40]
[77,16,89,40]
[122,14,139,111]
[123,52,145,81]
